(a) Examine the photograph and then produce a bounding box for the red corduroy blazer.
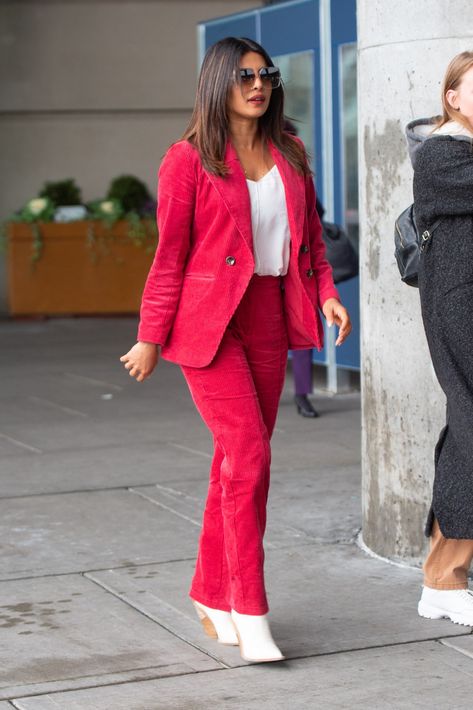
[138,139,340,368]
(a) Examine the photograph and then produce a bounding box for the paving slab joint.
[438,637,473,661]
[83,572,232,669]
[128,487,201,528]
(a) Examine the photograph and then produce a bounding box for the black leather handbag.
[321,221,358,284]
[394,204,442,287]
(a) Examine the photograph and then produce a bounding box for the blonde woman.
[406,51,473,625]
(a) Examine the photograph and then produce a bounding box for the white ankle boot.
[192,600,239,645]
[231,610,285,662]
[418,586,473,626]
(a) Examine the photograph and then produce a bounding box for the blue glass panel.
[331,0,359,370]
[260,0,318,55]
[260,0,322,199]
[331,0,357,45]
[330,0,357,228]
[338,44,358,250]
[203,14,258,48]
[333,276,359,369]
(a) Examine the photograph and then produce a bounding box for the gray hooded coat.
[406,117,473,539]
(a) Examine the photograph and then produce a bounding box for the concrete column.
[358,0,473,564]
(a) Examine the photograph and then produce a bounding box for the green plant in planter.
[106,175,151,215]
[18,197,55,223]
[85,199,124,261]
[124,211,157,253]
[39,178,82,206]
[2,175,157,266]
[3,197,56,262]
[85,197,156,261]
[98,175,156,254]
[3,188,79,264]
[87,199,124,227]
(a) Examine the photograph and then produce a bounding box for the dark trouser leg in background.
[292,349,319,417]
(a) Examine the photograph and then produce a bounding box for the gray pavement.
[1,318,472,709]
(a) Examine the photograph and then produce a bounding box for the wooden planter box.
[7,221,157,316]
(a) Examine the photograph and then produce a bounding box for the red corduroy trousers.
[181,275,288,615]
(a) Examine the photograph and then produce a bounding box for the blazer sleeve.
[414,138,473,221]
[305,174,340,309]
[137,142,196,345]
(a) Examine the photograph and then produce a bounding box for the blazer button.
[306,268,314,277]
[225,256,236,266]
[300,244,309,254]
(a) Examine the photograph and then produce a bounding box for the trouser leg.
[243,278,288,499]
[183,276,287,614]
[182,330,271,614]
[423,518,473,590]
[191,442,231,610]
[291,349,313,395]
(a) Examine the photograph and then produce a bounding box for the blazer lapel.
[205,142,254,254]
[269,141,305,250]
[205,140,305,255]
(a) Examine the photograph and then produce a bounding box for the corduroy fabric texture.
[138,139,339,368]
[412,133,473,539]
[182,275,288,615]
[423,518,473,589]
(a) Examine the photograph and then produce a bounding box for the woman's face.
[227,51,274,122]
[447,65,473,127]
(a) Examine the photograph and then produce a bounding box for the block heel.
[191,600,239,645]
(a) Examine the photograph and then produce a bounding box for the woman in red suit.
[121,37,351,662]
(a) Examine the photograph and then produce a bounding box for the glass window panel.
[273,51,315,163]
[340,43,358,249]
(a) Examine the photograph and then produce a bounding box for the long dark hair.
[181,36,310,177]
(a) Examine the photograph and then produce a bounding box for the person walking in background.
[281,118,320,418]
[120,36,351,662]
[283,118,320,418]
[406,51,473,626]
[292,198,327,418]
[293,348,319,417]
[292,197,358,418]
[282,119,319,418]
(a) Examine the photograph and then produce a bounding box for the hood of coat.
[406,116,473,168]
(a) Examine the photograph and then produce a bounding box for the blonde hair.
[437,51,473,132]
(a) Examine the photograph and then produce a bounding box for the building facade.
[0,0,263,312]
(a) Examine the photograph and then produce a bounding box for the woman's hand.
[322,298,352,346]
[120,342,159,382]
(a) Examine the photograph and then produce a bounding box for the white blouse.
[246,165,291,276]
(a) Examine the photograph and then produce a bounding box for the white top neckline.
[245,164,277,184]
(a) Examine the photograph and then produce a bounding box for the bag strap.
[419,217,442,252]
[430,218,442,236]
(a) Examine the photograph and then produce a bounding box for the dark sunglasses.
[239,66,282,89]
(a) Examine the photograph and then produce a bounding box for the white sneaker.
[418,586,473,626]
